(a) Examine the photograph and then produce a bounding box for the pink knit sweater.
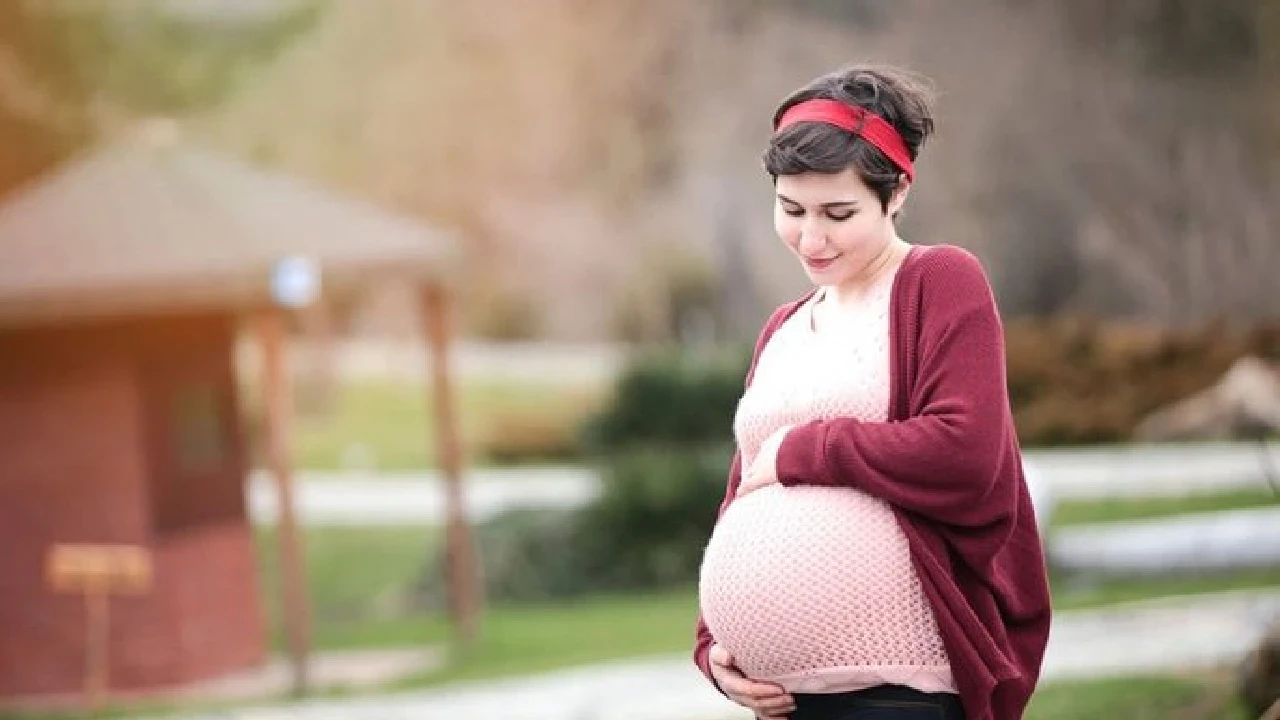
[697,264,955,694]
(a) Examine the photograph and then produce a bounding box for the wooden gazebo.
[0,127,480,702]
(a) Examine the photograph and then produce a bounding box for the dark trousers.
[789,684,966,720]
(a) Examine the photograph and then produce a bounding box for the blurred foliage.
[1006,317,1280,445]
[453,508,591,603]
[1057,0,1267,76]
[471,405,589,466]
[573,444,732,591]
[426,445,731,604]
[0,0,321,193]
[422,350,747,602]
[582,349,750,451]
[0,1,322,118]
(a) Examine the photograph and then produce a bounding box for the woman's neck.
[827,237,909,306]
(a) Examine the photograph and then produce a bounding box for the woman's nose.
[798,225,826,255]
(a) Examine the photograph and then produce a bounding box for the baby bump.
[698,484,934,681]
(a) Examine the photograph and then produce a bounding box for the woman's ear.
[887,176,911,217]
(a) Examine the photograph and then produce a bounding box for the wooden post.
[420,283,482,648]
[85,586,108,714]
[256,310,312,695]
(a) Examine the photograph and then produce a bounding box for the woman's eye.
[827,211,855,222]
[783,208,805,217]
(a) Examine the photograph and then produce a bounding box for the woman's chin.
[802,265,842,285]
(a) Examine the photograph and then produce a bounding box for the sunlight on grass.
[1052,487,1279,527]
[1051,567,1280,611]
[1026,674,1249,720]
[284,380,605,471]
[251,524,1280,690]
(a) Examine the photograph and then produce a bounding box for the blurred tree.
[994,0,1280,323]
[0,0,321,194]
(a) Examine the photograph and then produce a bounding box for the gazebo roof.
[0,126,460,327]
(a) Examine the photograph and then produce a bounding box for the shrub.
[413,507,588,607]
[574,444,732,592]
[472,409,586,465]
[1004,317,1280,446]
[582,348,749,452]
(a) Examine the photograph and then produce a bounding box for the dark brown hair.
[764,64,937,213]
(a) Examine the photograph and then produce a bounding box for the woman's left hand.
[737,425,794,497]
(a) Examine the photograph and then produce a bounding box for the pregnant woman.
[694,65,1052,720]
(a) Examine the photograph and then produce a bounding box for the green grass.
[1025,673,1249,720]
[279,380,603,472]
[5,524,1271,720]
[0,674,1248,720]
[254,526,441,650]
[259,525,1279,664]
[1052,486,1279,527]
[395,589,703,686]
[1051,567,1280,611]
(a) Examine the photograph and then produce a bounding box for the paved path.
[132,590,1280,720]
[250,441,1279,526]
[247,466,597,525]
[1053,506,1280,573]
[237,339,626,386]
[251,445,1280,570]
[1024,441,1279,500]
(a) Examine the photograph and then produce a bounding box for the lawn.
[1051,486,1279,527]
[275,379,606,471]
[1024,673,1250,720]
[0,674,1253,720]
[258,526,1280,664]
[2,527,1271,720]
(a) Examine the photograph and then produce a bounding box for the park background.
[2,1,1280,719]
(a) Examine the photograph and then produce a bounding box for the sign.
[46,543,154,712]
[47,544,153,595]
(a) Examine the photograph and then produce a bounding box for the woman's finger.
[739,679,788,699]
[756,693,796,714]
[709,644,734,667]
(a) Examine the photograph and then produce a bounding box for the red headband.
[774,98,915,181]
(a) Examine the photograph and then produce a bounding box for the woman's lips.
[803,255,840,271]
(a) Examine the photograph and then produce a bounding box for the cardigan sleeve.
[774,250,1018,531]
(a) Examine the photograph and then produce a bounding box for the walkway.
[133,590,1280,720]
[249,441,1279,526]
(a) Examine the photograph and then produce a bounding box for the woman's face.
[773,168,906,287]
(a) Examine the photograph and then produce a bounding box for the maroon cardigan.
[693,244,1052,720]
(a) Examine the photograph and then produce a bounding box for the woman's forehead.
[775,169,872,203]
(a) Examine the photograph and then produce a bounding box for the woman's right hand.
[708,643,796,719]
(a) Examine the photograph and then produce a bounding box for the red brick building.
[0,129,460,699]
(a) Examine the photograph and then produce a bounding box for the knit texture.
[699,267,953,694]
[693,245,1052,720]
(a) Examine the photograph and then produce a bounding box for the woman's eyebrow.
[776,193,860,208]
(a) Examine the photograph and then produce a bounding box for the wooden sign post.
[46,544,153,715]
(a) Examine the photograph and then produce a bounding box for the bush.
[574,444,732,592]
[582,348,749,451]
[413,507,588,607]
[420,445,732,604]
[1005,317,1280,446]
[472,408,586,465]
[423,349,746,603]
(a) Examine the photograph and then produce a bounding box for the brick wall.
[0,314,265,698]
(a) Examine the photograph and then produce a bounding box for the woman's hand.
[708,643,796,719]
[737,425,793,497]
